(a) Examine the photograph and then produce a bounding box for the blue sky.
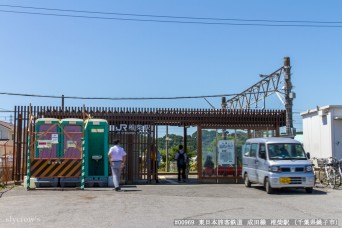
[1,1,342,133]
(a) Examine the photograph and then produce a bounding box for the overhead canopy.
[34,106,286,129]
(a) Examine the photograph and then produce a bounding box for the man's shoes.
[113,187,121,192]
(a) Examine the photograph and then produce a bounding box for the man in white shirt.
[108,139,127,191]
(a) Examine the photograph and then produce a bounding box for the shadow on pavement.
[251,185,328,195]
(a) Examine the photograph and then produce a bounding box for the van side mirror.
[259,151,266,160]
[306,152,310,159]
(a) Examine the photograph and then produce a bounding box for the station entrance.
[12,106,286,187]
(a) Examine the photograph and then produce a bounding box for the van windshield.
[267,143,307,160]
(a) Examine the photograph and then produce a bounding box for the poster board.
[218,140,235,165]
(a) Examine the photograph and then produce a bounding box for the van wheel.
[305,187,313,194]
[265,178,274,194]
[244,174,251,187]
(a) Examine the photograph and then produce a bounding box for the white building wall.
[326,112,334,158]
[302,105,342,160]
[302,112,332,158]
[331,108,342,159]
[0,124,14,158]
[0,125,12,141]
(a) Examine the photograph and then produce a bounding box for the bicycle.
[312,157,326,187]
[335,159,342,188]
[321,157,340,189]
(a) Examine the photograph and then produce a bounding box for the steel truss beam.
[224,67,285,109]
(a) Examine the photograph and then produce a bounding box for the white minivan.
[242,137,315,194]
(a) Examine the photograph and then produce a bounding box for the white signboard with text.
[51,134,59,144]
[218,140,235,165]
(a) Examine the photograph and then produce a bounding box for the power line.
[0,91,279,101]
[0,108,12,111]
[1,4,342,25]
[203,98,217,109]
[0,91,235,100]
[0,108,13,113]
[0,6,341,27]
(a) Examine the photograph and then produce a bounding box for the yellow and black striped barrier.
[30,159,82,178]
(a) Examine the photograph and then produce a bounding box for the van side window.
[258,143,266,159]
[244,143,251,157]
[250,143,258,157]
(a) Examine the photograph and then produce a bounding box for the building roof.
[300,105,342,116]
[0,120,14,130]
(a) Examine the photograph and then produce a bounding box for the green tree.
[157,129,248,171]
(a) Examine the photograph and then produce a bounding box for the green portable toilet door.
[88,128,105,176]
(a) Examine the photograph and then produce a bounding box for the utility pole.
[284,57,293,136]
[62,95,65,110]
[221,97,227,139]
[165,125,169,172]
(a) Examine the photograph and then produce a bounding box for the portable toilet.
[35,118,61,159]
[60,118,83,159]
[84,119,109,186]
[34,118,61,187]
[59,118,84,187]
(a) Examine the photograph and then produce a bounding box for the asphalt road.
[0,181,341,228]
